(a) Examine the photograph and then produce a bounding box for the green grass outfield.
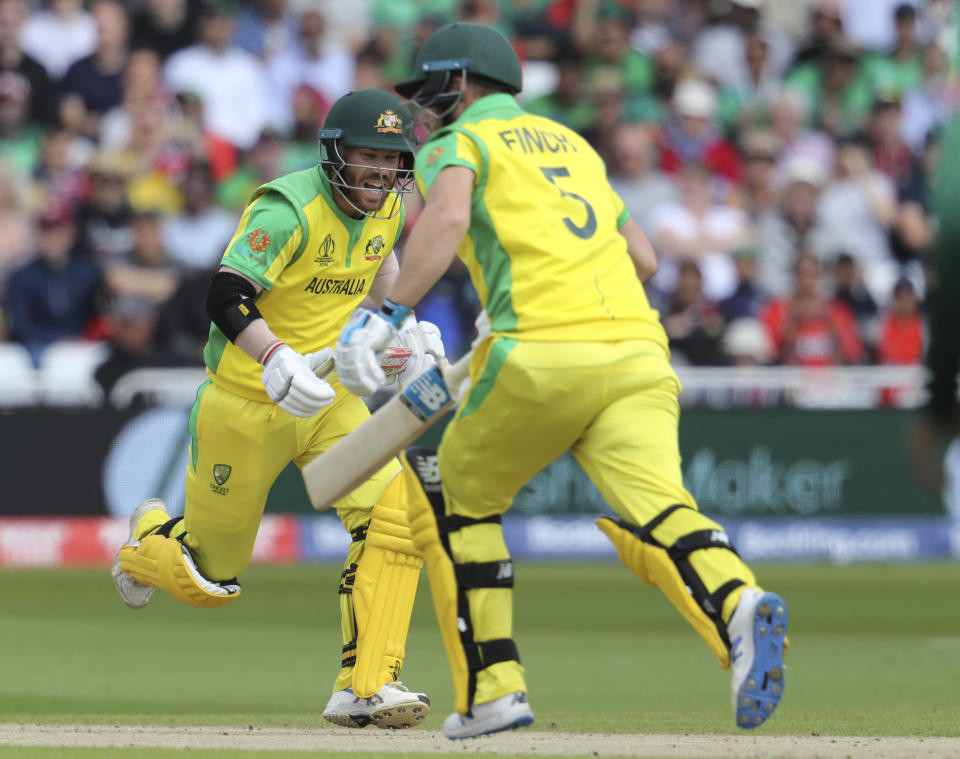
[0,561,958,756]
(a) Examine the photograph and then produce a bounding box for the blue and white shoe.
[728,588,789,729]
[443,692,535,739]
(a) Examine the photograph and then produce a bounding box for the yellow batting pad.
[118,534,240,609]
[402,451,473,716]
[351,475,424,698]
[597,516,730,668]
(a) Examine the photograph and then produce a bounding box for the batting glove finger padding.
[395,318,447,390]
[306,346,336,378]
[261,344,336,417]
[335,310,396,396]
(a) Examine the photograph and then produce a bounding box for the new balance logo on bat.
[400,367,453,421]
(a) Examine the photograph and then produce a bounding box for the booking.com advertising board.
[0,405,955,566]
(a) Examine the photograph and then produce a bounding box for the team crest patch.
[248,229,270,253]
[315,234,336,267]
[376,110,403,134]
[213,464,232,486]
[365,235,385,261]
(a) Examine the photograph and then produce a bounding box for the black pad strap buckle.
[670,529,740,559]
[338,563,357,595]
[350,525,368,543]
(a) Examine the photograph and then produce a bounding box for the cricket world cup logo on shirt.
[315,234,335,268]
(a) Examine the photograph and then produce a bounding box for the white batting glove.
[261,343,336,417]
[335,309,397,396]
[392,317,446,389]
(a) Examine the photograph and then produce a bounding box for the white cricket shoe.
[728,587,789,729]
[322,681,430,729]
[111,498,168,609]
[443,691,535,739]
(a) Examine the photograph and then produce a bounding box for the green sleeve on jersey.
[221,190,303,290]
[610,187,630,228]
[415,130,480,196]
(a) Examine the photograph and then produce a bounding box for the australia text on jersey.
[304,277,367,296]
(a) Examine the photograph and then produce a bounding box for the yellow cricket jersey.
[203,166,405,402]
[415,93,666,347]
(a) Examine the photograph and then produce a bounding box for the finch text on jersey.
[304,277,367,296]
[498,127,577,154]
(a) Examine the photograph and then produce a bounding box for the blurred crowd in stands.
[0,0,954,397]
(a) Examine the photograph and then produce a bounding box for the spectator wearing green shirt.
[0,71,42,176]
[216,129,284,212]
[583,11,654,103]
[524,41,594,132]
[785,39,874,137]
[859,3,925,100]
[717,31,781,138]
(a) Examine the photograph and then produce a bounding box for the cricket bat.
[302,351,473,511]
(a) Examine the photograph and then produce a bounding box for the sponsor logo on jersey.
[304,276,367,296]
[315,234,336,267]
[235,246,266,266]
[425,146,444,166]
[376,109,403,134]
[248,228,271,252]
[364,234,385,261]
[211,464,231,495]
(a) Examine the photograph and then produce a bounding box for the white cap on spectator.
[783,155,827,187]
[723,318,774,364]
[673,78,716,119]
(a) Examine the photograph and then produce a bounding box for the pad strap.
[404,446,521,709]
[455,559,514,589]
[620,506,744,647]
[465,638,520,674]
[438,514,502,535]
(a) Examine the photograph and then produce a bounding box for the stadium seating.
[0,343,40,405]
[36,341,110,406]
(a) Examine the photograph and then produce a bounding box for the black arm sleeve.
[205,271,263,342]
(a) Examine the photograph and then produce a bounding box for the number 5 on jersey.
[540,166,597,239]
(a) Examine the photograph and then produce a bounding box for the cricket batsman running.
[111,89,443,729]
[334,24,790,739]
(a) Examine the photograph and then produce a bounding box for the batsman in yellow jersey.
[335,24,790,739]
[111,89,443,729]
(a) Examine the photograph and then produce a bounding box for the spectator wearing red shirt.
[759,251,864,366]
[659,78,743,189]
[877,277,924,365]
